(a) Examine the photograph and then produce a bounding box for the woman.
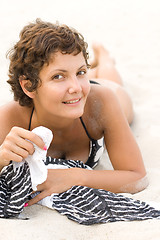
[0,19,148,206]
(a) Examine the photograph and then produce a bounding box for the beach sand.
[0,0,160,239]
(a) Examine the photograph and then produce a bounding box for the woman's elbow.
[120,173,149,194]
[132,174,149,193]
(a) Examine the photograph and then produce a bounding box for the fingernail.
[24,203,28,207]
[43,145,47,151]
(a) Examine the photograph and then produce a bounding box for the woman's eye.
[52,74,63,80]
[77,70,86,76]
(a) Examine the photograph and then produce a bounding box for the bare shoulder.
[87,84,121,121]
[84,84,122,139]
[0,101,32,142]
[89,83,119,102]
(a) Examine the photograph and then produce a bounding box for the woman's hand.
[27,168,83,206]
[0,126,45,168]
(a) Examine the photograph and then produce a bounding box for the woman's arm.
[0,103,45,171]
[81,86,148,193]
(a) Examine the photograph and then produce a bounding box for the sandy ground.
[0,0,160,239]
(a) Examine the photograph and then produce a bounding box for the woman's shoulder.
[87,83,119,114]
[83,84,119,139]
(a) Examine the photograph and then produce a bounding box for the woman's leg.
[88,43,123,85]
[88,44,134,124]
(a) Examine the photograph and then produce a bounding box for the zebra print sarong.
[1,158,160,224]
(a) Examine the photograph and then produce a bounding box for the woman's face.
[33,51,90,120]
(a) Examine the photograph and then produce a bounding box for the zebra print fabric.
[1,159,160,224]
[51,185,160,224]
[0,162,32,218]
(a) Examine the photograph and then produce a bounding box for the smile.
[63,98,81,104]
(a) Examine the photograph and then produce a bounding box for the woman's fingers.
[0,126,46,166]
[27,191,48,206]
[11,126,45,150]
[1,148,23,162]
[3,136,32,158]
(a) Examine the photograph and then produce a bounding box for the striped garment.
[0,158,160,224]
[0,162,32,218]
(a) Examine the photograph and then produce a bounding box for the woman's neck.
[30,107,81,132]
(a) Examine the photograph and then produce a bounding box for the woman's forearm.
[26,167,148,206]
[75,168,148,194]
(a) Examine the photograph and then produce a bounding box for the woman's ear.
[19,76,35,99]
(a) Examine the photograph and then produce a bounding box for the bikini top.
[79,117,104,168]
[28,108,104,169]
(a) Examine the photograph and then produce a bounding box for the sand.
[0,0,160,239]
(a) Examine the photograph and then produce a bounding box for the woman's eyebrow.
[51,69,67,73]
[78,64,87,70]
[49,65,87,74]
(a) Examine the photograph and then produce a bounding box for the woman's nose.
[68,76,82,94]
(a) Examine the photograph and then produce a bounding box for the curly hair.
[7,19,89,107]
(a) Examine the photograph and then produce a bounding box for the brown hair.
[7,19,89,107]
